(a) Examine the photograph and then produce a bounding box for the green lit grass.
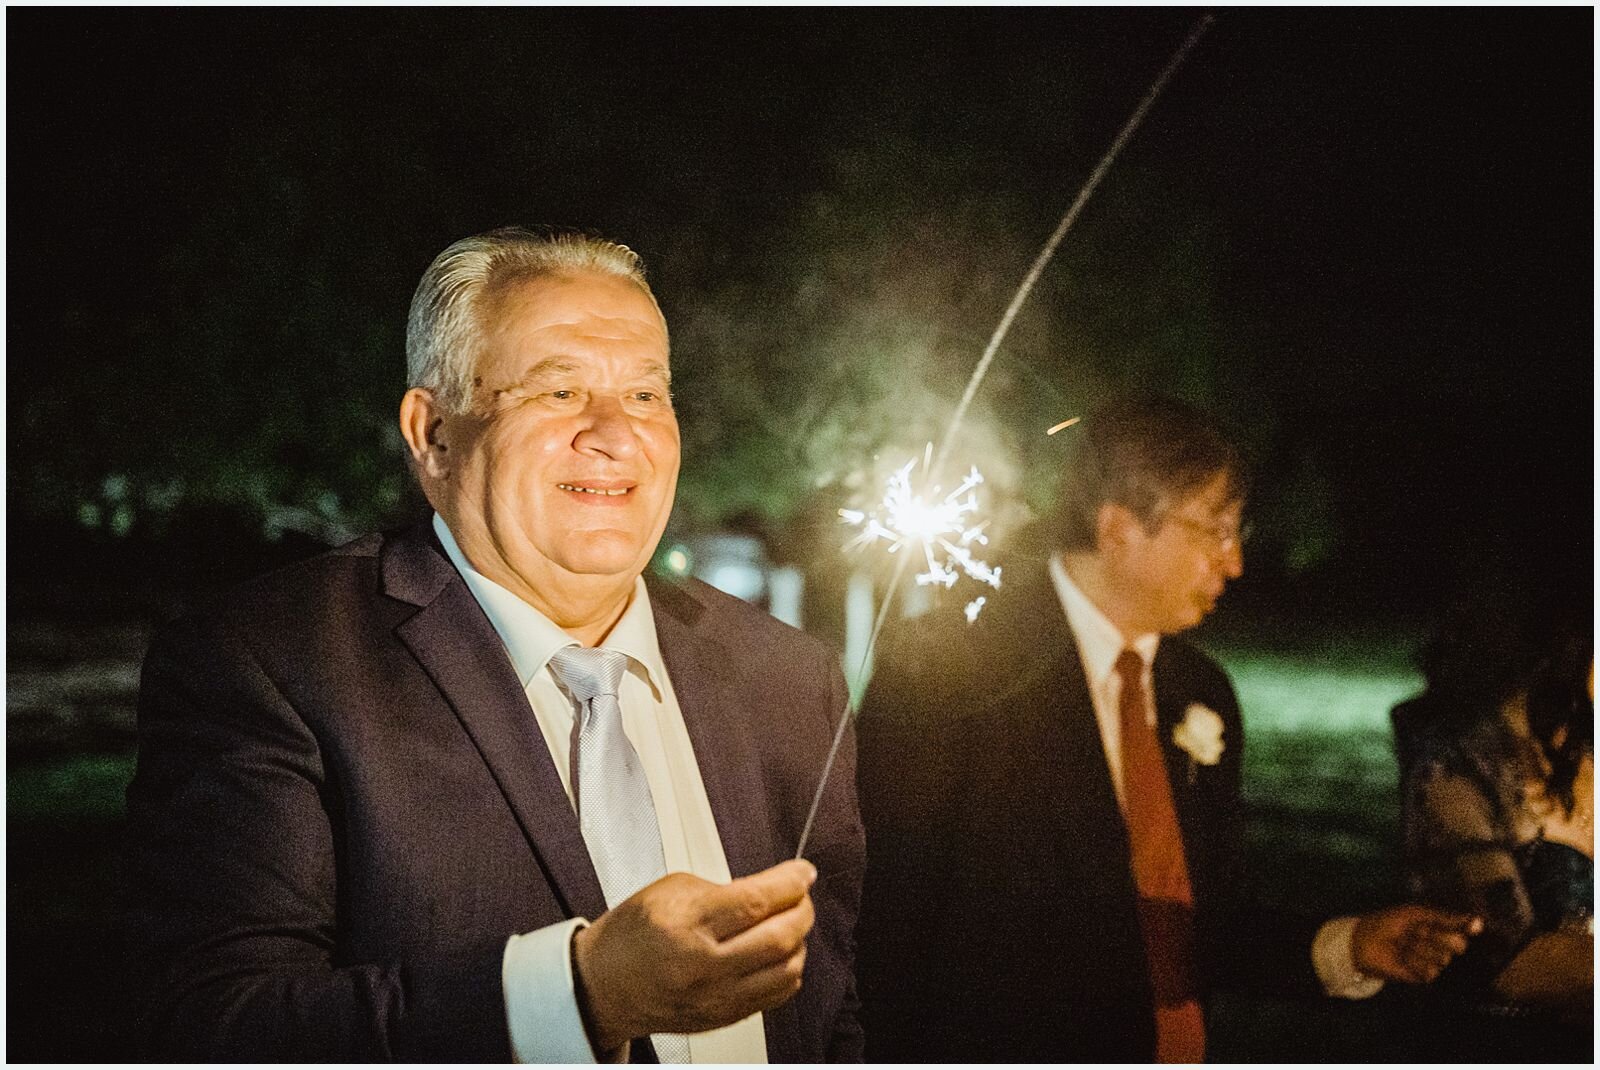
[1215,648,1419,911]
[1219,650,1423,735]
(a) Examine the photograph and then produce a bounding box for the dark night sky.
[9,9,1594,615]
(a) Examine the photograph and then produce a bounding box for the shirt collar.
[432,513,666,699]
[1048,553,1160,685]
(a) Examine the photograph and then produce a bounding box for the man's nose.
[1220,541,1244,580]
[573,394,642,458]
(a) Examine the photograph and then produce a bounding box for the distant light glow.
[664,545,691,575]
[706,563,764,602]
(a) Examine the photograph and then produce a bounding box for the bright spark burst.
[839,452,1002,620]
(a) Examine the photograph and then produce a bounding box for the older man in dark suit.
[125,228,864,1062]
[855,396,1478,1062]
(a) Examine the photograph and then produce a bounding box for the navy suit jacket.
[855,555,1317,1062]
[125,522,865,1061]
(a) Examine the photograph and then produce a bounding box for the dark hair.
[1525,635,1594,814]
[1395,570,1592,798]
[1412,573,1558,717]
[1052,395,1245,553]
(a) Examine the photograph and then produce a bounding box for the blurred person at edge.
[1396,577,1592,1061]
[124,227,864,1062]
[856,395,1482,1062]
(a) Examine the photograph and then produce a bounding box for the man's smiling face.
[438,269,679,594]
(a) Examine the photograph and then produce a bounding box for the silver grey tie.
[546,646,691,1063]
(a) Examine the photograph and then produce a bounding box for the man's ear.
[398,388,451,481]
[1096,501,1142,555]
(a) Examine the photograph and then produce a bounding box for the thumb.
[700,859,817,941]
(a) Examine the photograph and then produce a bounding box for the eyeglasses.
[1168,515,1252,553]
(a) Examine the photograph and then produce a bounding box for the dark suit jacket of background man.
[125,521,865,1062]
[855,550,1319,1062]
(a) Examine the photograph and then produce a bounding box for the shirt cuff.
[503,917,616,1063]
[1312,915,1386,1000]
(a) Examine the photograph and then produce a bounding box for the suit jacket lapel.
[647,578,775,880]
[993,572,1129,859]
[648,578,802,1060]
[382,523,608,922]
[1152,648,1206,878]
[1042,634,1128,852]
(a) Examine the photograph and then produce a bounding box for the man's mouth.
[557,482,632,497]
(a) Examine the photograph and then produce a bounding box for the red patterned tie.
[1115,649,1205,1063]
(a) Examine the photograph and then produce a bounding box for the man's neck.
[515,575,633,648]
[440,520,635,646]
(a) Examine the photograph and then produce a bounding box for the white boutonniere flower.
[1173,703,1225,777]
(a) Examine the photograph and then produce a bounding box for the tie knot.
[547,646,630,705]
[1115,648,1145,685]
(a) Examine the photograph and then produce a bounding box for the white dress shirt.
[434,515,769,1063]
[1048,555,1382,1000]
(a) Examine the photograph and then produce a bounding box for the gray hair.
[405,226,663,414]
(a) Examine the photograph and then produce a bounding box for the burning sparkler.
[838,452,1002,612]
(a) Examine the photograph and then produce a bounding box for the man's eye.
[548,389,576,400]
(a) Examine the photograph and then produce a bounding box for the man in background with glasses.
[856,395,1480,1062]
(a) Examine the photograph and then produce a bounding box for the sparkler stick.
[932,13,1215,478]
[794,545,913,858]
[796,14,1215,859]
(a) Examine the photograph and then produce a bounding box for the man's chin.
[1161,603,1211,634]
[550,536,654,581]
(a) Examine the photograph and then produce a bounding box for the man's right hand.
[571,859,818,1053]
[1351,904,1482,983]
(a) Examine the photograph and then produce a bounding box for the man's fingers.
[700,860,817,941]
[1407,940,1455,970]
[714,947,809,1015]
[1404,948,1451,983]
[1396,916,1474,983]
[716,894,815,969]
[1425,910,1482,936]
[1414,911,1479,955]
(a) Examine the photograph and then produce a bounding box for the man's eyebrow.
[499,358,673,393]
[510,358,580,387]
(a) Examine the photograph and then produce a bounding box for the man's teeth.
[558,484,629,496]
